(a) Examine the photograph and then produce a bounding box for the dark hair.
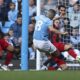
[74,1,79,5]
[48,9,56,15]
[47,9,56,19]
[9,2,15,7]
[58,5,66,10]
[17,14,22,18]
[53,18,60,22]
[64,17,70,24]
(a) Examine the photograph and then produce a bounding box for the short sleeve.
[35,16,39,21]
[47,20,53,27]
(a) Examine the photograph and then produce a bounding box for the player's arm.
[48,26,68,35]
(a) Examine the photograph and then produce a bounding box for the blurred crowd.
[0,0,22,60]
[0,0,80,61]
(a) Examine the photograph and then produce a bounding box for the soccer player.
[0,30,14,71]
[50,18,80,61]
[33,9,67,57]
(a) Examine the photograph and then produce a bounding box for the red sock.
[4,52,13,65]
[68,49,77,59]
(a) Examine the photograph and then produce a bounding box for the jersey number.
[35,20,43,31]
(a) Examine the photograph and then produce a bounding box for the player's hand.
[61,32,68,35]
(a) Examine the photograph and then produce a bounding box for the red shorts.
[54,58,66,66]
[53,42,65,52]
[0,39,10,50]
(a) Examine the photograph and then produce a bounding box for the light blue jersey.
[33,15,52,41]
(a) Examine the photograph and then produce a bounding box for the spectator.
[18,0,22,15]
[69,0,78,6]
[4,0,12,10]
[54,5,67,28]
[28,24,34,47]
[0,0,8,23]
[68,2,80,27]
[8,29,14,46]
[28,23,35,60]
[70,27,80,50]
[12,0,17,3]
[40,0,47,15]
[44,0,57,10]
[29,0,36,17]
[8,2,18,23]
[4,0,12,4]
[12,0,18,10]
[63,18,71,32]
[0,0,12,33]
[60,18,71,43]
[55,5,67,18]
[10,15,22,39]
[57,0,69,7]
[8,29,20,59]
[9,15,22,47]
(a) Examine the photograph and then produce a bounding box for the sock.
[43,58,52,66]
[68,49,77,59]
[48,66,58,70]
[4,52,13,65]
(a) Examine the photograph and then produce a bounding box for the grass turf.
[0,70,80,80]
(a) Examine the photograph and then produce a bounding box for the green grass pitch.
[0,70,80,80]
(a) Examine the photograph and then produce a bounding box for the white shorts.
[33,39,57,54]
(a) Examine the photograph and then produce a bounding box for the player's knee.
[64,44,72,50]
[60,64,68,70]
[7,45,14,52]
[51,50,60,57]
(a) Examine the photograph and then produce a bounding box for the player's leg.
[41,55,58,71]
[41,56,52,70]
[53,42,65,52]
[50,42,67,61]
[64,44,80,61]
[54,42,80,61]
[0,39,14,70]
[47,41,60,57]
[1,51,14,71]
[59,64,67,70]
[56,58,67,70]
[47,56,58,71]
[51,42,68,70]
[33,39,60,57]
[41,54,67,71]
